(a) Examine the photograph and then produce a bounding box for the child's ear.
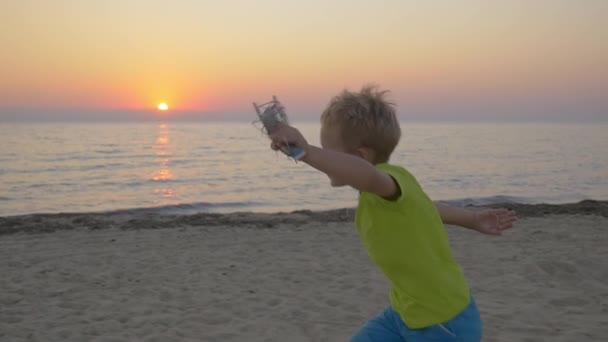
[356,147,376,164]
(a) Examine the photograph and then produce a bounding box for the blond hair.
[321,84,401,163]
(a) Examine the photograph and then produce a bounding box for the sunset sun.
[157,103,169,111]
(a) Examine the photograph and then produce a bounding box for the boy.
[268,85,517,341]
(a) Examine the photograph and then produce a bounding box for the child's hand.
[472,208,518,235]
[269,124,309,155]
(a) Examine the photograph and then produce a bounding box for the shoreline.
[1,200,607,236]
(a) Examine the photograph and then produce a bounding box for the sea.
[1,121,607,217]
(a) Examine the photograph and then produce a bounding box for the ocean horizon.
[1,120,607,217]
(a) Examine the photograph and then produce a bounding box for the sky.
[1,0,607,121]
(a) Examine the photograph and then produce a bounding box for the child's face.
[320,124,351,187]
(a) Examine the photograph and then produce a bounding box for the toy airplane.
[253,96,306,161]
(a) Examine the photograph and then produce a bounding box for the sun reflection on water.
[151,123,176,199]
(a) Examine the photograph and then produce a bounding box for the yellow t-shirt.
[355,163,470,328]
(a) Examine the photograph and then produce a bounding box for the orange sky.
[1,0,606,121]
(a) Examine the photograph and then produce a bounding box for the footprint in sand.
[267,297,282,307]
[326,299,341,307]
[549,296,588,307]
[537,260,578,276]
[202,314,233,326]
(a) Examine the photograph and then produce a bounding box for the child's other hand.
[269,124,309,154]
[472,208,518,235]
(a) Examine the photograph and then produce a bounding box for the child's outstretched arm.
[269,125,399,198]
[434,202,518,236]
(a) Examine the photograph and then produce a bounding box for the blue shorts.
[351,297,482,342]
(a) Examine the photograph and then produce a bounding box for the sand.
[1,201,607,341]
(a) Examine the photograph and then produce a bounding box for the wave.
[4,163,129,175]
[36,153,151,162]
[101,201,268,216]
[440,195,534,207]
[438,194,598,207]
[0,200,268,218]
[93,149,123,154]
[2,196,607,219]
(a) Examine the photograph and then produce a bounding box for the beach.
[1,201,607,341]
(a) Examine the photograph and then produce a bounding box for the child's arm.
[304,145,399,196]
[269,125,399,198]
[435,202,518,235]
